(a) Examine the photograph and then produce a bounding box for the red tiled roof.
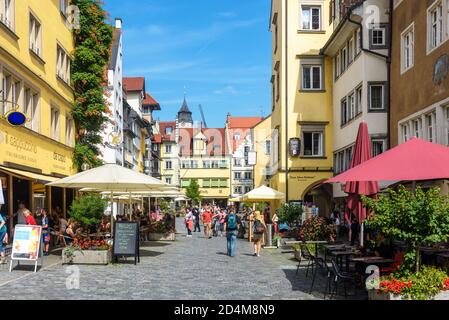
[229,117,263,129]
[178,128,227,156]
[143,93,161,110]
[159,121,176,142]
[152,134,162,144]
[123,77,145,92]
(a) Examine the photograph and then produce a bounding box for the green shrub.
[276,203,303,224]
[299,216,334,242]
[69,194,108,226]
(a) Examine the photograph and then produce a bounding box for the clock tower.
[177,96,193,128]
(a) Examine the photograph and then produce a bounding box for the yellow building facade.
[252,115,272,188]
[269,0,334,215]
[0,0,76,226]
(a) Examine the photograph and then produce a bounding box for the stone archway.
[301,179,333,218]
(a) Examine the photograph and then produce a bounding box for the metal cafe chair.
[309,256,334,299]
[296,244,315,277]
[330,259,357,299]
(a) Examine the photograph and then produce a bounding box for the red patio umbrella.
[343,123,379,225]
[327,137,449,183]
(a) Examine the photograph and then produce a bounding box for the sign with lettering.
[10,225,43,272]
[112,221,140,265]
[289,138,301,157]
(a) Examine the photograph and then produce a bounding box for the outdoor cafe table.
[351,257,395,279]
[330,250,360,272]
[420,247,449,265]
[284,240,328,256]
[324,244,347,261]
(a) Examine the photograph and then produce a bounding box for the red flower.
[443,278,449,291]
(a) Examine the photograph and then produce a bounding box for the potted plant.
[62,194,111,265]
[273,234,282,248]
[148,214,176,241]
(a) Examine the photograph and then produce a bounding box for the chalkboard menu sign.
[112,221,140,265]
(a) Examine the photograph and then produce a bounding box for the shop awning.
[0,166,60,184]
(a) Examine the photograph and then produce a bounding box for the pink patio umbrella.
[343,123,379,246]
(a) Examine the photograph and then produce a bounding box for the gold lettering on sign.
[4,132,38,154]
[53,152,66,163]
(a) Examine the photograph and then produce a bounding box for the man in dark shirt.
[192,206,200,232]
[224,210,241,257]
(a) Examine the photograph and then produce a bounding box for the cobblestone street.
[0,219,366,300]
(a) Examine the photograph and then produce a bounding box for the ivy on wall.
[71,0,113,171]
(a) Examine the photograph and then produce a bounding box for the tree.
[71,0,113,170]
[362,186,449,273]
[69,194,108,227]
[185,179,202,205]
[275,203,303,224]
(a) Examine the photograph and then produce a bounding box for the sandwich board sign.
[112,221,140,265]
[9,225,43,273]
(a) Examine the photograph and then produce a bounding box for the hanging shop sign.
[289,138,301,157]
[247,151,257,166]
[9,225,43,273]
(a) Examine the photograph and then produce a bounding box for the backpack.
[254,220,265,234]
[227,214,237,230]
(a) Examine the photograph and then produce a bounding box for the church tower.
[177,96,193,129]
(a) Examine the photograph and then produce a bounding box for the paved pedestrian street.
[0,219,366,300]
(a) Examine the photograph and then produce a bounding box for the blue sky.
[103,0,272,128]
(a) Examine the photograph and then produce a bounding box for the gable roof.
[159,121,176,142]
[228,117,263,129]
[143,93,161,111]
[179,127,227,156]
[123,77,145,92]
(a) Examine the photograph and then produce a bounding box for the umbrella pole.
[129,192,132,221]
[360,222,364,247]
[110,191,114,237]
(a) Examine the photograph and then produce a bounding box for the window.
[165,161,172,170]
[426,112,436,142]
[355,85,363,115]
[245,186,252,193]
[401,24,414,73]
[23,87,39,132]
[301,6,321,31]
[348,93,355,120]
[234,172,241,179]
[334,145,353,174]
[190,160,198,168]
[371,27,386,46]
[233,159,241,167]
[355,28,361,55]
[0,0,14,31]
[335,53,341,78]
[341,98,348,126]
[303,132,323,157]
[348,38,354,64]
[182,160,190,169]
[211,161,219,169]
[50,106,60,141]
[165,177,172,185]
[165,144,172,154]
[234,186,242,194]
[203,160,211,168]
[65,115,73,147]
[429,1,443,50]
[219,160,228,168]
[372,139,386,157]
[60,0,69,15]
[57,45,71,84]
[302,65,322,90]
[244,172,252,180]
[413,118,422,138]
[368,83,386,111]
[341,46,347,72]
[402,123,409,142]
[234,133,240,141]
[446,107,449,145]
[165,127,173,135]
[265,140,271,155]
[181,179,190,188]
[29,13,42,57]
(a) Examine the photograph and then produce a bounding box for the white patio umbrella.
[241,185,285,202]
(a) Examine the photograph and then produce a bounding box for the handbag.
[254,220,265,234]
[3,233,8,244]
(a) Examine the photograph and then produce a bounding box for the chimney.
[115,18,122,29]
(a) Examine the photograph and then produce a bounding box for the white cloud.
[214,86,238,95]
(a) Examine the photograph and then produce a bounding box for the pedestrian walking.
[41,209,50,256]
[252,211,266,257]
[192,206,201,232]
[0,213,7,264]
[224,209,241,257]
[202,206,213,239]
[185,211,193,238]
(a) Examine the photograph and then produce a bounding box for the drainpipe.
[284,0,289,203]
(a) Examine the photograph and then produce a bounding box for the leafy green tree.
[185,179,202,205]
[362,186,449,273]
[276,203,303,224]
[71,0,113,170]
[69,194,108,226]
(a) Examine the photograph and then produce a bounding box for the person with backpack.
[252,211,266,257]
[224,209,241,257]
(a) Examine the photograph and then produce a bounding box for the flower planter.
[368,290,449,300]
[62,249,111,265]
[147,232,176,241]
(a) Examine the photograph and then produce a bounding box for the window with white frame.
[57,45,71,84]
[233,158,241,167]
[348,92,355,120]
[234,172,241,179]
[402,123,409,142]
[428,1,444,51]
[0,0,14,31]
[401,24,414,73]
[29,13,42,58]
[355,85,363,115]
[334,145,353,174]
[165,161,172,170]
[50,105,60,141]
[182,160,190,169]
[355,28,361,55]
[341,98,348,126]
[244,172,252,180]
[302,131,323,157]
[371,27,386,46]
[426,112,436,142]
[412,118,422,138]
[301,6,321,31]
[165,177,172,185]
[372,139,386,157]
[368,83,386,111]
[341,46,347,72]
[348,38,354,64]
[265,140,271,155]
[23,87,40,132]
[65,115,73,147]
[234,186,242,194]
[60,0,69,15]
[302,65,322,90]
[335,53,341,78]
[165,144,172,154]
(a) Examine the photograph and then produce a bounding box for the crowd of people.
[183,204,275,258]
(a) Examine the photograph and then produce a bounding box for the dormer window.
[165,127,173,135]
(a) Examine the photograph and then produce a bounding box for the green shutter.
[219,179,228,188]
[211,179,219,188]
[181,179,190,188]
[202,179,211,188]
